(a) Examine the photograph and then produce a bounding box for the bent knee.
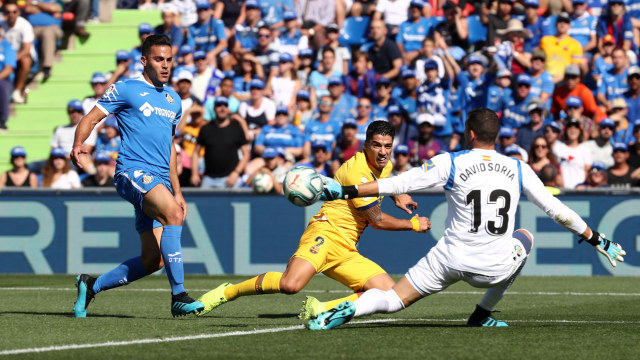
[278,278,303,295]
[142,258,163,273]
[515,228,534,254]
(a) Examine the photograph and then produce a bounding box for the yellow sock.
[223,272,282,301]
[323,293,361,311]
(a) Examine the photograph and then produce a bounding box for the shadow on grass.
[257,313,299,319]
[345,323,466,329]
[0,311,135,319]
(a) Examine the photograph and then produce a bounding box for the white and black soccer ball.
[252,173,274,194]
[283,166,324,207]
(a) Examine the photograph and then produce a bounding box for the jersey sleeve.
[254,127,267,146]
[340,159,382,210]
[520,161,587,236]
[96,82,128,115]
[215,19,227,40]
[172,95,182,126]
[377,153,451,196]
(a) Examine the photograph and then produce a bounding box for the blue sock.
[160,225,186,295]
[93,256,149,294]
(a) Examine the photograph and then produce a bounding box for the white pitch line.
[2,317,639,356]
[1,287,640,297]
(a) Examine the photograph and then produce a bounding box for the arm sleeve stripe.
[444,152,456,190]
[517,159,523,194]
[356,200,380,211]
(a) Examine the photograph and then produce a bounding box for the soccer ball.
[283,166,324,207]
[252,173,274,194]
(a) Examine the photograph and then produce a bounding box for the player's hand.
[392,194,417,215]
[175,193,188,221]
[580,231,626,267]
[410,214,431,233]
[319,175,343,201]
[70,145,87,169]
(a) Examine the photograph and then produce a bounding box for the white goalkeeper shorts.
[406,230,533,296]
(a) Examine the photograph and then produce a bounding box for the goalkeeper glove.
[319,175,359,201]
[579,231,626,268]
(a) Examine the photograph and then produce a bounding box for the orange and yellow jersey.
[311,151,392,245]
[540,35,583,79]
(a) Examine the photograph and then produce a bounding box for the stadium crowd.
[2,0,640,191]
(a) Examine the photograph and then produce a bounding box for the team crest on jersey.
[165,93,174,104]
[309,236,324,254]
[422,160,435,172]
[515,244,523,257]
[142,174,154,184]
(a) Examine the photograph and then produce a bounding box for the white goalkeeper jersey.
[377,148,588,276]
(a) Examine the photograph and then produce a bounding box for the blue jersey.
[456,72,494,122]
[189,18,227,52]
[598,68,629,102]
[235,22,260,50]
[259,0,294,26]
[330,94,358,124]
[589,0,608,17]
[417,79,450,118]
[96,136,122,156]
[129,46,144,78]
[393,88,418,125]
[0,39,17,83]
[278,29,305,55]
[624,91,640,123]
[355,120,372,142]
[501,93,535,129]
[308,70,340,98]
[396,17,432,53]
[255,123,303,148]
[628,0,640,18]
[525,17,550,49]
[597,14,634,47]
[592,56,613,80]
[154,24,184,48]
[569,13,597,49]
[530,70,554,108]
[486,85,511,113]
[304,118,341,145]
[96,77,182,177]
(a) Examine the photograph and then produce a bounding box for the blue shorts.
[114,169,172,233]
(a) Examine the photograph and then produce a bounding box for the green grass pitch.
[1,275,639,359]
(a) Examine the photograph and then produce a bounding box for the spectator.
[516,99,546,152]
[232,0,263,57]
[434,1,468,61]
[292,89,313,130]
[251,25,279,88]
[591,34,616,84]
[191,96,250,188]
[0,146,37,188]
[523,0,547,49]
[174,70,202,126]
[551,64,606,123]
[374,0,410,38]
[297,140,333,177]
[246,147,289,194]
[317,23,350,76]
[568,0,597,55]
[576,161,608,190]
[178,103,208,187]
[557,118,592,188]
[407,113,447,166]
[24,0,63,82]
[486,0,514,47]
[328,76,358,124]
[396,0,432,65]
[393,69,419,124]
[354,98,374,141]
[82,72,108,115]
[0,28,16,131]
[372,77,393,120]
[41,147,81,189]
[296,48,314,88]
[192,50,225,102]
[258,0,293,31]
[417,59,452,144]
[238,78,276,140]
[544,120,567,156]
[204,77,241,121]
[174,0,198,28]
[308,47,341,100]
[450,53,494,125]
[597,47,629,113]
[583,117,615,168]
[81,152,115,187]
[344,51,377,100]
[107,50,135,84]
[364,19,403,81]
[269,52,300,109]
[628,120,640,168]
[129,23,153,79]
[189,0,230,69]
[607,142,637,188]
[540,163,562,195]
[276,10,309,57]
[94,117,121,164]
[608,98,634,145]
[414,37,445,83]
[349,0,376,17]
[214,0,245,34]
[390,144,413,176]
[388,104,418,150]
[502,74,536,129]
[252,105,303,162]
[175,44,196,73]
[528,50,554,108]
[539,12,583,83]
[564,95,598,141]
[232,52,265,101]
[302,94,340,161]
[2,0,34,104]
[51,100,96,160]
[528,136,564,187]
[331,118,361,173]
[623,66,640,123]
[496,126,528,162]
[596,0,633,52]
[154,3,184,56]
[487,68,512,114]
[495,19,532,75]
[503,144,524,160]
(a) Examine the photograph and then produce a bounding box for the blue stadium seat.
[467,15,487,47]
[339,16,371,47]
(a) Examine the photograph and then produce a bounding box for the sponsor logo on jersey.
[166,93,174,104]
[142,174,154,184]
[138,101,177,119]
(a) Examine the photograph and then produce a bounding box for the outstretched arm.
[361,203,430,233]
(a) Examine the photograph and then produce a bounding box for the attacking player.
[197,121,431,317]
[308,108,626,330]
[70,35,204,318]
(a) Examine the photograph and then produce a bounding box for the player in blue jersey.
[70,35,204,318]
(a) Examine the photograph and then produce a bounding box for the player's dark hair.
[142,34,172,57]
[465,108,500,145]
[365,120,395,142]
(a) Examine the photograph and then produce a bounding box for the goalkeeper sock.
[93,257,149,294]
[353,289,404,317]
[479,259,527,311]
[160,225,185,295]
[323,293,361,312]
[224,272,282,301]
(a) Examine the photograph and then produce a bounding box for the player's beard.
[145,64,167,87]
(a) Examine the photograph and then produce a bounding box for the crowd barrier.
[1,189,638,276]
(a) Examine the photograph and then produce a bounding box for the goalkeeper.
[197,121,431,317]
[308,108,626,330]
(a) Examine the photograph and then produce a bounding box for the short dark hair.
[142,34,172,58]
[322,46,335,57]
[365,120,395,142]
[466,108,500,145]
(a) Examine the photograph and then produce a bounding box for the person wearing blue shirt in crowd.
[529,49,555,108]
[109,50,137,83]
[502,74,536,129]
[70,35,204,318]
[94,117,121,159]
[0,30,16,130]
[302,94,341,160]
[308,47,342,101]
[189,0,230,67]
[486,68,513,114]
[252,24,280,86]
[297,140,333,177]
[204,77,241,121]
[624,66,640,123]
[277,10,307,56]
[254,105,303,158]
[393,68,420,125]
[451,53,495,131]
[130,23,153,78]
[417,59,451,135]
[515,99,546,152]
[596,0,634,51]
[569,0,598,55]
[234,0,264,52]
[154,4,184,56]
[175,45,197,75]
[396,0,432,65]
[597,47,629,112]
[523,0,548,49]
[24,0,63,82]
[354,98,374,142]
[372,77,394,120]
[328,76,358,125]
[259,0,294,30]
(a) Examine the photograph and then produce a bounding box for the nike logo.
[134,170,143,178]
[168,252,181,257]
[139,92,150,96]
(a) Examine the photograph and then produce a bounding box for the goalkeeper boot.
[171,292,205,317]
[196,282,231,316]
[299,296,325,320]
[74,274,96,318]
[307,301,355,330]
[467,304,509,327]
